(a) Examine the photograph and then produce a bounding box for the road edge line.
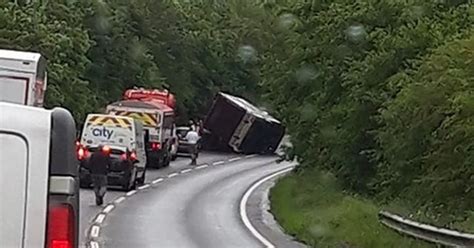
[239,166,295,248]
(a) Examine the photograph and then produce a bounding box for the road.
[80,152,299,248]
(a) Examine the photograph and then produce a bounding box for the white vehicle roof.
[0,49,42,73]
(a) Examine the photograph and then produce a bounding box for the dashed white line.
[114,196,126,204]
[102,204,115,214]
[245,154,257,158]
[195,164,209,169]
[138,184,150,190]
[152,178,164,184]
[213,161,225,166]
[94,214,106,224]
[229,157,242,162]
[181,169,192,174]
[168,173,178,178]
[239,166,295,248]
[126,190,137,196]
[90,241,100,248]
[90,225,100,238]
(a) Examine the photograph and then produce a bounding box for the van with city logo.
[78,114,147,191]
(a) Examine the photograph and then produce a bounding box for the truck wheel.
[123,169,136,191]
[163,153,171,167]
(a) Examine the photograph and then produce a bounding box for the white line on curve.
[95,214,106,224]
[168,173,178,178]
[90,241,100,248]
[102,204,115,214]
[195,164,208,170]
[138,184,150,190]
[90,225,100,238]
[181,169,192,174]
[126,190,137,196]
[114,196,126,204]
[213,161,225,166]
[245,154,257,159]
[239,166,295,248]
[152,178,164,184]
[229,157,242,162]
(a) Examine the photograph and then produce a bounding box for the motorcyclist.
[89,145,111,205]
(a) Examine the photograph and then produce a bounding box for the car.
[78,114,147,191]
[176,126,201,156]
[0,102,79,248]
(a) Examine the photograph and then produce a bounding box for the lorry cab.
[106,99,175,168]
[0,49,47,107]
[0,102,79,248]
[78,114,147,190]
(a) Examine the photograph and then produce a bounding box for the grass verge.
[270,169,433,248]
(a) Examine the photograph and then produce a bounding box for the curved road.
[79,152,237,247]
[81,153,297,248]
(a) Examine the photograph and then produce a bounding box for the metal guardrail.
[379,211,474,247]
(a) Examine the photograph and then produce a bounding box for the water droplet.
[309,224,327,238]
[277,13,299,30]
[237,45,258,64]
[295,65,317,84]
[345,24,367,44]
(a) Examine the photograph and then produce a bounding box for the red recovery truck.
[106,88,178,168]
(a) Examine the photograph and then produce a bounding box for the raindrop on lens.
[345,24,367,43]
[237,45,257,64]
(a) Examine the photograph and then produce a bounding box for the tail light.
[77,147,89,161]
[151,142,160,151]
[130,151,137,161]
[46,203,75,248]
[120,153,128,160]
[102,145,111,155]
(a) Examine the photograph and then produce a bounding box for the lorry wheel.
[123,169,136,191]
[163,154,171,167]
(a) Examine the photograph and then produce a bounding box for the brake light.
[46,203,75,248]
[130,152,137,161]
[77,147,89,161]
[151,142,160,151]
[120,153,128,160]
[102,145,111,155]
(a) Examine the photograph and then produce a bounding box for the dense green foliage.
[2,0,472,240]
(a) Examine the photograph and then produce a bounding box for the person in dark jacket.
[89,145,111,205]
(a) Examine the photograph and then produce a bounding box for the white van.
[0,102,79,248]
[0,49,47,107]
[78,114,147,190]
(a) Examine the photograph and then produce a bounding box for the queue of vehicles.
[0,48,285,248]
[0,49,79,248]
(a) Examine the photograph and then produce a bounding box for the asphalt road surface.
[80,152,299,248]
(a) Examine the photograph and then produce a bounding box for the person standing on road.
[185,126,200,165]
[89,145,111,205]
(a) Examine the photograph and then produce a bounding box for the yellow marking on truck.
[86,116,132,130]
[113,111,159,127]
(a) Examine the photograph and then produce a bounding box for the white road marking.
[95,214,106,224]
[213,161,225,166]
[152,178,164,184]
[138,184,150,190]
[168,173,178,178]
[126,190,137,196]
[102,204,115,214]
[181,169,192,174]
[90,241,100,248]
[245,154,257,159]
[239,166,295,248]
[114,196,126,204]
[229,157,242,162]
[90,225,100,238]
[195,164,208,169]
